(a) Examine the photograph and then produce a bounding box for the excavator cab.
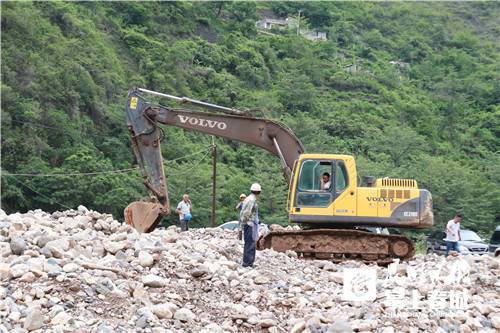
[288,154,433,229]
[293,159,346,207]
[288,154,355,224]
[261,153,434,261]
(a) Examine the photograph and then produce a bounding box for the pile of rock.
[0,207,499,332]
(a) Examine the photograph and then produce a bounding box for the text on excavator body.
[177,115,228,130]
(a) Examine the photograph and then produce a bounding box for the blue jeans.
[445,241,460,256]
[180,219,189,232]
[243,224,256,267]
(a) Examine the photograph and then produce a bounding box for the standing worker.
[444,213,462,256]
[176,194,192,232]
[240,183,261,267]
[235,193,246,240]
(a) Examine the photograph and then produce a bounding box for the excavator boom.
[125,88,304,232]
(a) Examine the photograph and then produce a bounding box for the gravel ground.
[0,207,499,333]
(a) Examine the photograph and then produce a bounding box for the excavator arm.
[125,88,305,232]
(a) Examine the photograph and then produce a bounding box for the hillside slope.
[1,2,498,234]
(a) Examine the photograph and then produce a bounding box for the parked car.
[489,226,500,257]
[426,229,489,255]
[218,220,269,236]
[218,220,240,231]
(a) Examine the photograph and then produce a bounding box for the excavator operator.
[321,172,331,190]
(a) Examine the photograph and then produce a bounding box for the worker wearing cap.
[240,183,261,267]
[235,194,247,240]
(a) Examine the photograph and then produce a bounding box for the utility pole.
[297,9,302,36]
[211,139,217,227]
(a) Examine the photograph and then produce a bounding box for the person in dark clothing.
[240,183,261,267]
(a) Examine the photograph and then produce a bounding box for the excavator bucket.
[124,201,163,233]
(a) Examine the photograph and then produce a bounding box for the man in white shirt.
[444,214,462,256]
[176,194,192,232]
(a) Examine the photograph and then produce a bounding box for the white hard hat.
[250,183,262,192]
[239,193,247,199]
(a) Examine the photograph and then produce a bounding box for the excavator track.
[257,229,415,264]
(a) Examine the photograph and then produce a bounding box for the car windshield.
[220,222,237,230]
[460,230,482,241]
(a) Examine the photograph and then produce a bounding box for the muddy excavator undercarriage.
[125,88,433,262]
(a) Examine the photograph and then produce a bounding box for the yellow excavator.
[125,88,433,262]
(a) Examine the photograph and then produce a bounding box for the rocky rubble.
[0,207,499,333]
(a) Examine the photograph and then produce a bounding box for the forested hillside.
[1,2,498,235]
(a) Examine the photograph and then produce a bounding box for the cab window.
[335,161,348,193]
[298,160,332,191]
[296,160,332,207]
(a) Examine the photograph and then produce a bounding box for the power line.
[2,146,214,211]
[1,146,212,177]
[7,176,73,210]
[168,149,212,176]
[2,168,139,177]
[163,147,212,164]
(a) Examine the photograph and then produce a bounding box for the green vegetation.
[1,2,498,237]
